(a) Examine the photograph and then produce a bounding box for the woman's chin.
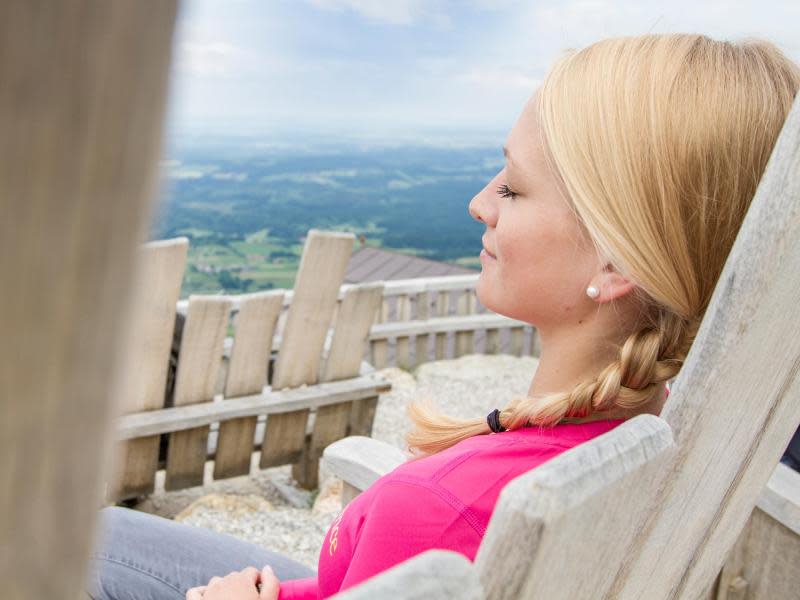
[475,282,537,327]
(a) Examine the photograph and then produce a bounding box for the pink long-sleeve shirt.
[277,411,653,599]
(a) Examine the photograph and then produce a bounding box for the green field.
[176,226,478,298]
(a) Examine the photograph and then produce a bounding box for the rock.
[272,480,312,509]
[312,475,343,515]
[174,493,274,522]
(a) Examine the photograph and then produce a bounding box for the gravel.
[128,354,538,570]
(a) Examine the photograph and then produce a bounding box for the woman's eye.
[496,183,518,200]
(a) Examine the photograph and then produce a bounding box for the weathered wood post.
[0,1,177,597]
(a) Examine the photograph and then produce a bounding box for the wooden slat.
[371,339,388,369]
[475,415,675,600]
[163,295,231,490]
[717,507,800,600]
[0,2,178,597]
[260,410,309,468]
[109,238,188,500]
[321,283,384,382]
[348,395,380,438]
[510,327,524,356]
[485,328,499,354]
[117,372,391,439]
[293,401,353,488]
[613,93,800,600]
[455,291,476,357]
[530,327,541,356]
[294,282,386,488]
[414,291,430,366]
[270,230,354,389]
[175,274,483,316]
[213,291,284,479]
[261,231,354,483]
[395,294,412,369]
[754,462,800,537]
[435,291,450,359]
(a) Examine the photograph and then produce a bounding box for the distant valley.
[151,137,503,297]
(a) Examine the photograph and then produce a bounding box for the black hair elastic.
[487,408,506,433]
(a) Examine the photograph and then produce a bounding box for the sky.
[165,0,800,143]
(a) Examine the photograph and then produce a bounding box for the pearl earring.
[586,286,599,299]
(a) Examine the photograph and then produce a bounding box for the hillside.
[151,139,497,297]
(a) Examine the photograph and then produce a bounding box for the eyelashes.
[496,183,518,200]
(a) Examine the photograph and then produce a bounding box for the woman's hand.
[185,565,280,600]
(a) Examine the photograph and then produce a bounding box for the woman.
[85,33,800,600]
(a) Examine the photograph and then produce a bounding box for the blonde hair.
[405,33,800,459]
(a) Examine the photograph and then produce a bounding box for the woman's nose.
[469,180,498,227]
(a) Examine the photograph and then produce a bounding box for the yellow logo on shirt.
[328,509,345,557]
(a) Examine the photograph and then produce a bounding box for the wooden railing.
[178,274,540,378]
[368,274,539,369]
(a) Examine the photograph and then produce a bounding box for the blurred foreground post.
[0,1,178,598]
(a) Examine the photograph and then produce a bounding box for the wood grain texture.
[347,395,379,438]
[455,291,476,357]
[322,435,408,496]
[509,327,524,356]
[414,291,431,367]
[435,291,450,359]
[475,414,675,600]
[370,313,527,339]
[321,283,383,382]
[332,550,484,600]
[214,291,283,479]
[754,462,800,536]
[109,239,187,500]
[485,328,499,354]
[614,93,800,600]
[164,295,231,490]
[271,230,354,389]
[298,282,385,488]
[395,294,412,369]
[116,372,391,439]
[263,231,354,486]
[731,508,800,599]
[0,1,178,597]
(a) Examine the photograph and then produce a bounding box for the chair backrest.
[106,228,387,499]
[108,238,188,499]
[609,87,800,599]
[0,2,179,598]
[335,88,800,600]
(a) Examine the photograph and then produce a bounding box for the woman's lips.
[480,248,497,260]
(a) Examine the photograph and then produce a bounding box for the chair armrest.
[756,462,800,535]
[322,435,408,501]
[331,550,483,600]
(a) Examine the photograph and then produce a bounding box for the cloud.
[176,41,254,77]
[306,0,449,26]
[453,67,541,93]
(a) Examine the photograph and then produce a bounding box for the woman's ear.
[589,264,637,303]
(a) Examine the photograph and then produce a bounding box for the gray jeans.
[85,506,317,600]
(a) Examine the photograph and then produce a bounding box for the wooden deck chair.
[322,92,800,599]
[107,228,389,501]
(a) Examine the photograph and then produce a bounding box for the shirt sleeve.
[277,575,318,600]
[337,480,481,594]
